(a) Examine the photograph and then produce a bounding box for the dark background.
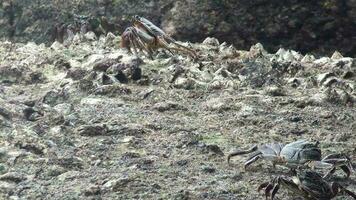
[1,0,355,57]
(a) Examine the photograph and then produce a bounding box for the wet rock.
[76,124,108,136]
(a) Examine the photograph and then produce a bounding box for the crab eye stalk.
[133,15,140,21]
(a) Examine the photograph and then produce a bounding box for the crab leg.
[227,145,258,163]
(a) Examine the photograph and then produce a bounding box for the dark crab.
[258,170,356,200]
[227,140,353,178]
[120,15,197,59]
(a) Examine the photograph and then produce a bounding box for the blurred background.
[1,0,355,57]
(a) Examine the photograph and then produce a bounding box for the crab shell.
[280,140,322,167]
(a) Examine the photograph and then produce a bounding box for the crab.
[258,170,356,200]
[120,15,197,59]
[227,140,353,178]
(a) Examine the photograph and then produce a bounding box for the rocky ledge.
[0,33,355,199]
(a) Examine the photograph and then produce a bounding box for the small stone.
[83,184,101,196]
[201,165,216,173]
[331,51,343,59]
[102,177,131,191]
[317,72,335,85]
[0,172,27,183]
[301,54,316,63]
[152,101,186,112]
[92,84,131,96]
[84,31,97,41]
[265,86,286,96]
[202,37,220,46]
[322,77,340,87]
[76,124,108,136]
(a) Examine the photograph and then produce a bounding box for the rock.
[0,172,27,183]
[54,58,71,70]
[0,181,16,195]
[331,51,343,59]
[50,41,64,51]
[205,144,224,156]
[92,58,118,72]
[322,77,340,87]
[102,177,132,191]
[317,72,335,85]
[173,77,195,89]
[249,43,268,57]
[272,48,297,62]
[202,37,220,46]
[265,86,286,96]
[91,84,131,96]
[76,124,108,136]
[301,54,316,63]
[107,60,142,83]
[23,107,42,121]
[66,68,88,80]
[42,90,67,106]
[108,123,146,136]
[83,184,101,196]
[84,31,97,41]
[201,165,216,173]
[203,97,232,112]
[0,107,11,120]
[53,103,73,116]
[152,101,187,112]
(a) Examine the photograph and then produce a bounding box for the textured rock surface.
[0,0,356,56]
[0,34,355,199]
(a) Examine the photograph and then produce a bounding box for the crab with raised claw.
[227,139,353,178]
[120,15,197,59]
[258,170,356,200]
